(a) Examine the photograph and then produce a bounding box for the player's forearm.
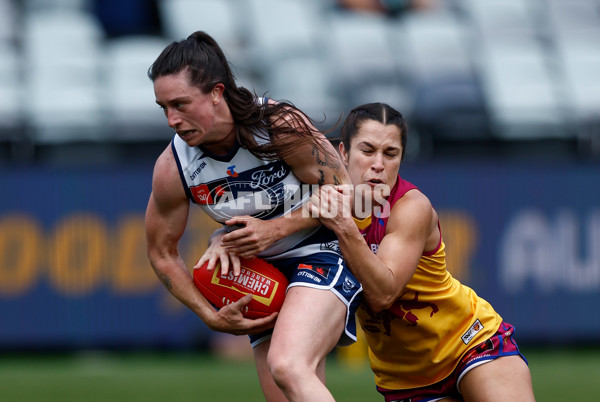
[274,206,320,239]
[149,253,217,324]
[333,223,399,312]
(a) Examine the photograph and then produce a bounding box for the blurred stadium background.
[1,0,599,400]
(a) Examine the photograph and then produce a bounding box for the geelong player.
[144,31,362,402]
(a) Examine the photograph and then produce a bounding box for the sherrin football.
[193,258,288,319]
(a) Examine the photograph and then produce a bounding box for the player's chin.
[182,136,201,147]
[374,182,391,199]
[179,131,202,146]
[355,185,375,201]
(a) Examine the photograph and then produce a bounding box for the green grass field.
[0,346,598,401]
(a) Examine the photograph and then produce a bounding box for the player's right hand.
[209,294,278,335]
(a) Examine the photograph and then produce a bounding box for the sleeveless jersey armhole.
[423,219,442,257]
[171,138,195,202]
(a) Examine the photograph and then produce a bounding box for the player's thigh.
[460,355,534,402]
[270,285,346,364]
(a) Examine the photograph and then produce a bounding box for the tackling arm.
[310,185,433,312]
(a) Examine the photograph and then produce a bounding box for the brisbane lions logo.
[362,292,439,336]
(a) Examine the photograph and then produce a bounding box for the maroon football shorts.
[379,321,527,402]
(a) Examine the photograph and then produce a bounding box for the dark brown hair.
[340,102,408,161]
[148,31,332,160]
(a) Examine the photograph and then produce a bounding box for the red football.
[193,258,288,319]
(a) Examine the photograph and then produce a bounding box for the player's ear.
[211,83,225,105]
[339,142,349,166]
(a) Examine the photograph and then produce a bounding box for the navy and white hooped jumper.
[171,123,362,347]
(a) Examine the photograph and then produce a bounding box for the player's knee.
[267,352,294,381]
[267,351,305,390]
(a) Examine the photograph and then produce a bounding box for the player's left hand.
[194,227,242,277]
[220,216,280,258]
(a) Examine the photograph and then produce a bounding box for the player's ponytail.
[148,31,334,161]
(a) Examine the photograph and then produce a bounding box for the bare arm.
[219,103,350,257]
[218,208,318,260]
[309,185,438,312]
[145,146,277,333]
[280,127,350,188]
